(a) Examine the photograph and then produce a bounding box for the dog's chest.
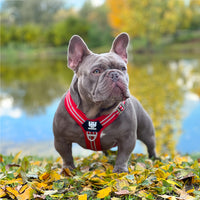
[64,91,125,151]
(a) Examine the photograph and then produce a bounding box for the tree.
[79,0,113,49]
[106,0,193,43]
[1,0,65,26]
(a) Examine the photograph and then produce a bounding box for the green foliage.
[1,0,199,50]
[0,152,200,199]
[1,0,65,25]
[0,0,112,48]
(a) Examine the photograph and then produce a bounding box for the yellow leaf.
[97,187,111,199]
[19,184,28,193]
[90,177,106,186]
[39,172,50,180]
[18,185,34,200]
[12,151,22,163]
[31,161,41,166]
[0,188,6,198]
[155,169,166,179]
[56,157,62,164]
[33,181,48,189]
[78,193,87,200]
[134,162,146,171]
[98,172,107,177]
[129,186,137,194]
[166,179,181,187]
[62,168,73,177]
[49,170,61,182]
[174,156,189,164]
[187,188,195,193]
[0,178,23,185]
[6,186,18,199]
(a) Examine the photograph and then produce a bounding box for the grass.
[0,151,200,199]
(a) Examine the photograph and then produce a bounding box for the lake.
[0,54,200,157]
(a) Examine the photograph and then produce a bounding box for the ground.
[0,151,200,199]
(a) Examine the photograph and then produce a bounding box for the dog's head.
[67,33,130,106]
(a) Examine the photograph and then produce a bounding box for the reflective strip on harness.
[64,91,125,151]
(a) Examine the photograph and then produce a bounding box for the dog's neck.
[69,75,119,119]
[72,92,119,119]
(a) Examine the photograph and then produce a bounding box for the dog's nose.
[109,71,120,82]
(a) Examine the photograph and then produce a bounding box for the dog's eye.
[93,69,101,74]
[121,67,126,71]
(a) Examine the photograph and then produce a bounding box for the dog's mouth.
[110,81,129,100]
[93,78,130,103]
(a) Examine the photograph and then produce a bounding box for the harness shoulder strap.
[64,91,126,151]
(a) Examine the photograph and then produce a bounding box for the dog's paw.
[60,166,75,176]
[113,165,128,173]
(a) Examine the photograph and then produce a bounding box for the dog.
[53,33,156,173]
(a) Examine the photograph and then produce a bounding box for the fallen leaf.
[18,184,28,193]
[39,172,50,180]
[166,179,182,187]
[43,190,58,196]
[158,194,177,199]
[62,168,73,177]
[134,162,146,171]
[97,187,111,199]
[0,187,6,198]
[155,168,167,179]
[129,186,137,194]
[115,190,130,195]
[0,178,23,185]
[6,186,18,199]
[175,187,195,200]
[78,193,87,200]
[187,188,195,194]
[18,185,35,200]
[33,194,46,199]
[115,179,129,191]
[174,156,189,165]
[12,151,22,163]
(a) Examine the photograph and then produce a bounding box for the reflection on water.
[0,56,200,156]
[1,60,73,115]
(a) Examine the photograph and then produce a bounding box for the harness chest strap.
[64,91,125,151]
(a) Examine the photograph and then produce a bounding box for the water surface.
[1,55,200,157]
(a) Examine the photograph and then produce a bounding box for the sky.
[0,0,105,9]
[68,0,105,8]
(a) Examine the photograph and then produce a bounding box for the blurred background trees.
[0,0,200,49]
[0,0,112,48]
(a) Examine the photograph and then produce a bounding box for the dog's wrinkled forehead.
[79,53,126,72]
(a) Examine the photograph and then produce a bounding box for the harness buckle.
[117,103,125,114]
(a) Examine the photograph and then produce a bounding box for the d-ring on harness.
[64,91,126,151]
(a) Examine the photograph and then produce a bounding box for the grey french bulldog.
[53,32,156,173]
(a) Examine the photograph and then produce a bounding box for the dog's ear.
[67,35,91,71]
[110,32,129,63]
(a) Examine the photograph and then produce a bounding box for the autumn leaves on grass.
[0,151,200,199]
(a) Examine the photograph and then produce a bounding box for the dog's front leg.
[54,139,75,170]
[113,133,136,173]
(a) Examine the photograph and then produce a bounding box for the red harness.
[64,91,125,151]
